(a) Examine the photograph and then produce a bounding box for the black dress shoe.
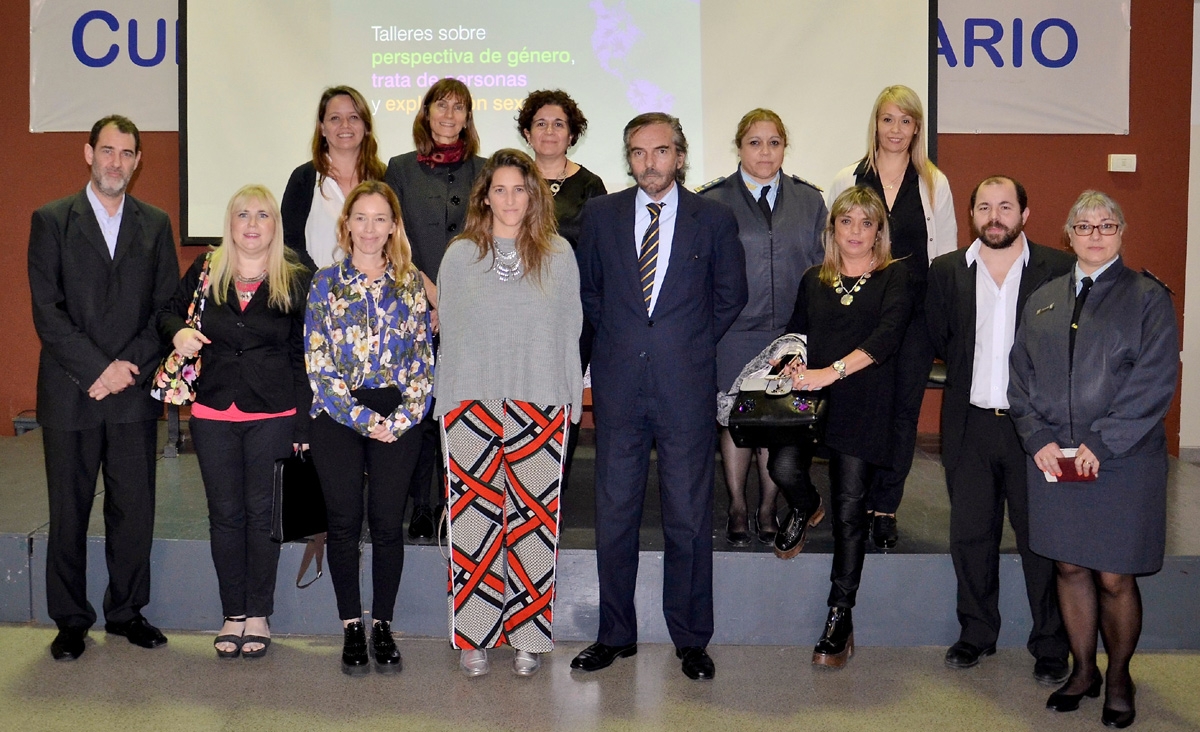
[872,513,898,549]
[1046,674,1102,712]
[371,620,402,673]
[570,641,637,672]
[676,646,715,680]
[812,607,853,668]
[944,640,996,669]
[50,627,87,661]
[774,498,825,559]
[342,620,370,676]
[1033,656,1071,685]
[104,616,167,649]
[1102,697,1136,730]
[407,505,435,541]
[725,514,751,547]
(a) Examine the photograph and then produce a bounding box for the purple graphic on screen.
[627,80,674,114]
[589,0,640,75]
[589,1,675,114]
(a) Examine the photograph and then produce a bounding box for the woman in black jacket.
[282,86,387,271]
[159,184,311,659]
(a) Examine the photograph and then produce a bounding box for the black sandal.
[214,616,246,659]
[241,618,271,659]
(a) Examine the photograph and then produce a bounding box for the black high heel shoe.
[726,512,751,547]
[812,607,853,668]
[755,508,778,545]
[1046,673,1102,712]
[1102,682,1136,729]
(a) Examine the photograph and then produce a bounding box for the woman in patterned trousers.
[434,149,583,677]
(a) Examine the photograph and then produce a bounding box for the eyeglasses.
[1071,223,1120,236]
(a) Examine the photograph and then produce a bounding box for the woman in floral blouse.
[305,180,434,675]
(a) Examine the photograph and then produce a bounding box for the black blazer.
[926,240,1074,470]
[28,189,179,430]
[157,253,314,442]
[577,185,747,425]
[280,161,320,271]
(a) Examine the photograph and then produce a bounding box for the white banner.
[30,0,178,132]
[937,0,1131,134]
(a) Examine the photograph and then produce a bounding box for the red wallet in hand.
[1055,458,1097,482]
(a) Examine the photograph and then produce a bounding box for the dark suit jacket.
[926,239,1074,470]
[577,185,748,425]
[28,188,179,430]
[157,252,314,442]
[280,161,320,271]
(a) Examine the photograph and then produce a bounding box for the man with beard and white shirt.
[28,115,178,660]
[572,112,746,680]
[926,176,1072,683]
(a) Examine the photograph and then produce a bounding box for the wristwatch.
[832,360,847,379]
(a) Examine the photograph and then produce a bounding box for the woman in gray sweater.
[435,148,583,678]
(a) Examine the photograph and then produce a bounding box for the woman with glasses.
[1009,191,1178,729]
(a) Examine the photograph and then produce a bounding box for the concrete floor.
[1,625,1197,731]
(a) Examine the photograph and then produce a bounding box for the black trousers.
[867,313,933,514]
[593,376,714,649]
[310,412,421,622]
[828,451,873,608]
[767,443,819,514]
[946,407,1068,658]
[42,419,158,630]
[190,416,293,618]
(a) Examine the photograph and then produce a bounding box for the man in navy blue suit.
[571,112,747,680]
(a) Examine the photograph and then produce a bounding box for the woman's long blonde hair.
[336,181,415,278]
[864,85,941,207]
[456,148,558,285]
[208,184,304,310]
[818,186,896,286]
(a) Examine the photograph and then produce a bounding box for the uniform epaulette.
[694,176,726,194]
[789,174,823,193]
[1141,269,1175,295]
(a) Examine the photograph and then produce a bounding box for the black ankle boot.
[812,607,854,668]
[342,620,370,676]
[371,620,402,673]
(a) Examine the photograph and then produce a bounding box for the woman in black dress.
[384,78,487,541]
[828,85,957,548]
[1009,191,1178,728]
[282,86,387,271]
[778,186,912,667]
[516,89,607,488]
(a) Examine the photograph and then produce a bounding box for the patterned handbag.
[150,253,211,404]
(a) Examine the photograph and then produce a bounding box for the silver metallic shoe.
[512,650,542,677]
[459,648,490,677]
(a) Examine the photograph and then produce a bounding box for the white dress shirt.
[305,176,347,269]
[967,234,1030,409]
[85,183,124,258]
[634,182,679,315]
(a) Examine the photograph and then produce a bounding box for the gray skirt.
[1026,448,1167,575]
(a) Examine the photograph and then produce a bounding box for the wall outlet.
[1108,154,1137,172]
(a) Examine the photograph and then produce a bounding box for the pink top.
[192,402,296,422]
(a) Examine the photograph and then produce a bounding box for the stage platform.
[2,425,1198,649]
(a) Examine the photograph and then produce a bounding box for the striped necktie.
[639,202,662,311]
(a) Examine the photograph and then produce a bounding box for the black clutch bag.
[271,449,328,543]
[727,387,827,448]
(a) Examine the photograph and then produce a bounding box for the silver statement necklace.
[835,260,874,306]
[494,243,523,282]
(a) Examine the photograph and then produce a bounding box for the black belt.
[970,405,1009,416]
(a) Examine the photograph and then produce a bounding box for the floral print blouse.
[305,258,433,438]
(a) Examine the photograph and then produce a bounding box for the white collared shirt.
[634,182,679,315]
[967,233,1030,409]
[305,175,347,269]
[739,167,780,210]
[85,183,124,258]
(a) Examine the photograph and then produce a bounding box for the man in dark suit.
[926,176,1072,683]
[571,113,747,680]
[28,115,178,660]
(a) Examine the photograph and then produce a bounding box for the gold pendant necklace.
[834,262,873,306]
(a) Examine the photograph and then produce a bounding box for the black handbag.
[271,449,328,543]
[728,387,827,448]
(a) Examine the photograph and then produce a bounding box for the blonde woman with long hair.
[158,184,311,659]
[826,84,958,550]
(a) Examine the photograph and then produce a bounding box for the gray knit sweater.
[433,235,583,421]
